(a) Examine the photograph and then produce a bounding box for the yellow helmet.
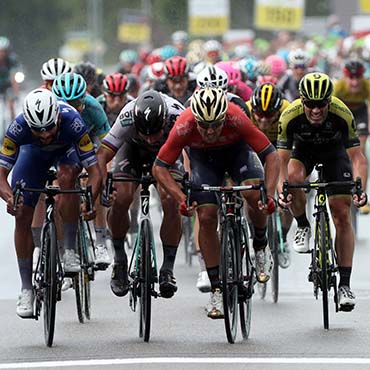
[299,72,333,101]
[190,87,228,123]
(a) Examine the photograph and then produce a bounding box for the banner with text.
[118,9,151,44]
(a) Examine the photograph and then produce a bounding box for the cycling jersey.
[155,102,275,168]
[101,93,185,154]
[0,101,97,171]
[96,94,133,126]
[245,99,290,146]
[333,79,370,110]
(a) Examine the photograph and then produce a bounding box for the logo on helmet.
[144,107,151,121]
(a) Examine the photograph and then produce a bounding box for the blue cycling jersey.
[81,94,110,140]
[0,100,97,170]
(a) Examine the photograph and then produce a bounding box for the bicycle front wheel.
[239,222,253,340]
[138,219,153,342]
[220,219,238,343]
[268,214,279,303]
[317,212,329,329]
[42,222,58,347]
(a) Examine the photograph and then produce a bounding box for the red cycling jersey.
[156,102,273,166]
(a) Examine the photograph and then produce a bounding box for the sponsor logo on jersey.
[8,121,23,137]
[78,133,94,152]
[0,137,17,156]
[71,118,84,133]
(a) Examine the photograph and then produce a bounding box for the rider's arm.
[0,166,12,203]
[96,144,116,183]
[347,146,368,191]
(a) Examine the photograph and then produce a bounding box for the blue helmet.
[52,72,87,101]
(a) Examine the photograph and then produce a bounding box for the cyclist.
[0,88,101,318]
[73,62,97,95]
[277,48,312,102]
[333,60,370,213]
[0,36,20,121]
[153,87,279,319]
[96,90,185,299]
[171,30,188,57]
[52,72,111,273]
[277,72,368,311]
[203,40,223,64]
[246,82,292,268]
[40,57,71,91]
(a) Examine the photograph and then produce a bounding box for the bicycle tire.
[220,219,238,343]
[318,211,329,329]
[239,223,253,340]
[268,214,279,303]
[139,219,152,342]
[74,221,86,323]
[80,220,92,320]
[42,222,58,347]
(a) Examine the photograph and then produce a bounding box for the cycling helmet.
[52,72,87,101]
[265,54,287,77]
[171,30,188,44]
[196,65,228,90]
[215,62,241,87]
[299,72,333,101]
[40,58,72,81]
[256,75,278,86]
[165,56,189,78]
[73,62,97,84]
[288,48,309,67]
[160,45,177,60]
[256,61,272,76]
[343,60,365,77]
[204,40,222,54]
[133,91,167,135]
[103,73,129,95]
[23,89,60,130]
[147,62,165,80]
[0,36,10,50]
[190,87,228,123]
[251,83,283,114]
[119,49,138,64]
[239,57,258,81]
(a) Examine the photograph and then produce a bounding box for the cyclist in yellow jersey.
[246,82,292,268]
[277,72,368,311]
[333,60,370,213]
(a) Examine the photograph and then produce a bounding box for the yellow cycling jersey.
[245,99,290,144]
[277,96,359,159]
[333,78,370,110]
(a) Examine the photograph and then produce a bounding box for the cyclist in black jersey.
[277,72,368,311]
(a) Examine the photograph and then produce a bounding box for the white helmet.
[196,65,228,91]
[40,57,72,81]
[171,30,188,44]
[204,40,222,53]
[191,87,228,123]
[288,48,309,67]
[23,89,60,130]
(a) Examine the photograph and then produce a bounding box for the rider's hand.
[81,202,96,220]
[6,194,23,216]
[278,192,292,209]
[353,191,368,208]
[258,195,276,214]
[179,201,197,217]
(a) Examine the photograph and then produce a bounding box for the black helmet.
[251,82,283,114]
[133,91,167,135]
[343,60,365,77]
[73,62,97,84]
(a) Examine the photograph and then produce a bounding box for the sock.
[207,266,220,290]
[95,226,107,246]
[31,227,42,249]
[18,258,33,290]
[63,223,78,252]
[295,213,310,228]
[253,227,267,250]
[112,238,127,264]
[160,245,178,273]
[338,266,352,288]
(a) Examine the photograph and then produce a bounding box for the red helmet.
[103,73,129,95]
[165,56,189,79]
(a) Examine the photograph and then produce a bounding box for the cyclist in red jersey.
[153,87,279,319]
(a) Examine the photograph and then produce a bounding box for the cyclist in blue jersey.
[52,72,112,274]
[0,89,101,318]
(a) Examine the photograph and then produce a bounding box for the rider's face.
[196,120,224,143]
[166,77,188,98]
[345,75,362,93]
[31,125,58,145]
[302,100,329,126]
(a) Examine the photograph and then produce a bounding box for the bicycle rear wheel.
[220,219,238,343]
[42,222,58,347]
[239,223,253,340]
[268,214,279,303]
[139,219,153,342]
[318,212,329,329]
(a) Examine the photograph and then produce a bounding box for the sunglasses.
[293,64,307,69]
[168,76,187,83]
[30,122,57,133]
[196,119,224,130]
[253,110,277,119]
[107,92,126,98]
[303,100,329,109]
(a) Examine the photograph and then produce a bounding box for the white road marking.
[2,357,370,368]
